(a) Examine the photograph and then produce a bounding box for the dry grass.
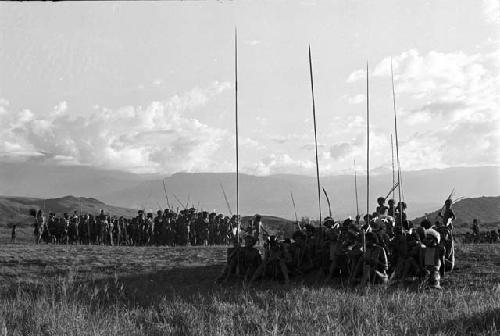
[0,242,499,335]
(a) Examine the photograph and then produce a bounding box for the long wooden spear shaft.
[366,62,370,223]
[308,45,322,225]
[384,181,400,200]
[172,193,185,209]
[391,134,395,201]
[220,183,233,216]
[358,62,371,285]
[235,28,240,239]
[354,160,359,219]
[162,179,172,210]
[290,191,300,229]
[322,187,333,219]
[365,62,369,257]
[391,58,403,225]
[439,188,455,217]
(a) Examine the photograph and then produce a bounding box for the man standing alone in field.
[11,224,16,243]
[472,219,480,236]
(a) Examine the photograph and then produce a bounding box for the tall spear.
[366,62,370,223]
[172,193,185,209]
[322,187,333,219]
[290,191,300,229]
[162,178,172,210]
[308,45,322,225]
[235,28,240,240]
[354,160,359,220]
[384,181,400,200]
[362,62,370,284]
[391,134,395,201]
[220,183,233,216]
[391,58,403,225]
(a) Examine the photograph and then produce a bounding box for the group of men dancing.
[30,196,460,288]
[218,198,456,289]
[31,207,239,246]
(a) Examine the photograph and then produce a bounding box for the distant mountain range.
[0,163,498,219]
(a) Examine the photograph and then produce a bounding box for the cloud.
[300,142,327,151]
[0,81,232,174]
[240,137,260,149]
[347,116,364,129]
[253,154,315,175]
[346,69,365,83]
[349,46,500,169]
[347,94,366,105]
[329,142,352,160]
[374,49,492,101]
[244,40,261,46]
[404,101,469,125]
[270,135,289,145]
[255,116,268,126]
[152,79,164,86]
[271,133,309,145]
[483,0,500,24]
[386,48,499,123]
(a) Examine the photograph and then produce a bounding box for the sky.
[0,0,499,177]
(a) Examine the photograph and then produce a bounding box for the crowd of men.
[31,208,240,246]
[463,219,500,243]
[29,196,497,289]
[218,197,458,289]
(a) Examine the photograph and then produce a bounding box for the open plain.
[0,242,498,336]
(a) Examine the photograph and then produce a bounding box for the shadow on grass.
[433,308,500,335]
[83,265,388,308]
[104,264,226,306]
[85,264,323,307]
[0,262,433,309]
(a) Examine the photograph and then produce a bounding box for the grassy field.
[0,241,499,335]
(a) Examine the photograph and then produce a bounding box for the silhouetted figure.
[11,224,16,243]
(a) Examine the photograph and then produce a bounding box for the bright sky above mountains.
[0,0,498,176]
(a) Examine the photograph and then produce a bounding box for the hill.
[0,163,499,220]
[0,195,298,237]
[412,196,500,231]
[98,167,500,220]
[0,195,137,226]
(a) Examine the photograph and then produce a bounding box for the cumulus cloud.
[347,94,366,105]
[347,45,500,169]
[240,137,260,149]
[483,0,500,24]
[253,154,315,176]
[346,69,365,83]
[329,142,352,160]
[0,81,232,174]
